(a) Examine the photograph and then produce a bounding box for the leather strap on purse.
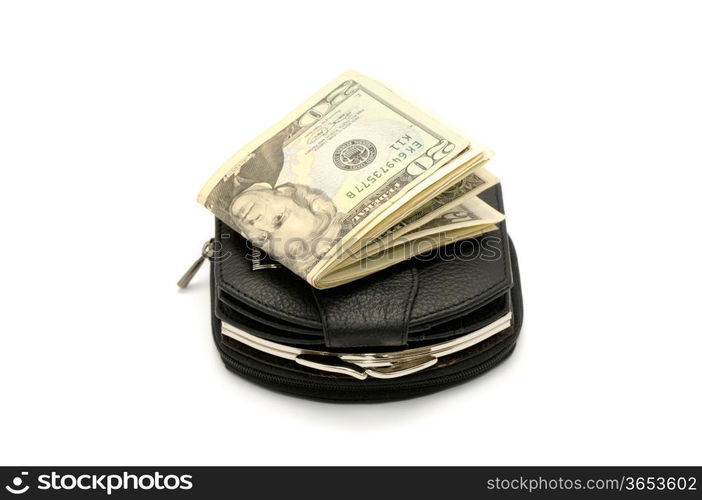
[312,261,419,348]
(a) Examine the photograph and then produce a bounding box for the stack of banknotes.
[198,71,504,289]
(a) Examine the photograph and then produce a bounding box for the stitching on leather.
[310,287,332,346]
[401,262,419,345]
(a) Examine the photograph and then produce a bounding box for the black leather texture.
[312,260,418,348]
[209,237,523,402]
[208,183,523,402]
[214,185,513,349]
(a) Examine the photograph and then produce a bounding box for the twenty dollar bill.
[198,71,496,288]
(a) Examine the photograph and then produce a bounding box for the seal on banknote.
[333,139,377,170]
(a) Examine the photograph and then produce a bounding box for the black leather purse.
[204,184,522,402]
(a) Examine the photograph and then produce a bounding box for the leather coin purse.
[193,184,522,402]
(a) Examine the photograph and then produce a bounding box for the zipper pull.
[177,238,215,288]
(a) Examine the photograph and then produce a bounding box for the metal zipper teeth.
[214,336,517,392]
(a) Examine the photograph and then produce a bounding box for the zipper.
[177,238,215,288]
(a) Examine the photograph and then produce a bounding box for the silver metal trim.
[221,312,512,380]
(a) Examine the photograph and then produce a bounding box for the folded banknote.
[198,71,503,288]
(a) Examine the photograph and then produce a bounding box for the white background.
[1,1,700,466]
